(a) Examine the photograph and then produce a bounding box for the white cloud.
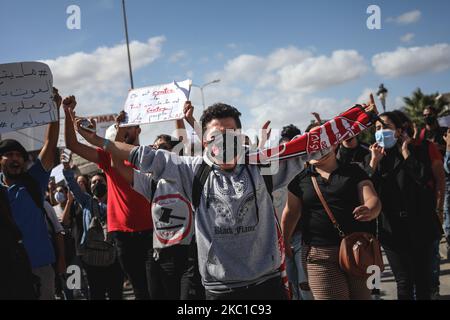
[372,43,450,78]
[245,87,378,135]
[266,46,313,71]
[211,48,312,86]
[41,36,165,115]
[357,88,377,105]
[400,33,415,43]
[221,54,266,83]
[200,46,370,134]
[387,10,421,25]
[208,47,367,93]
[247,91,345,134]
[278,50,368,92]
[168,50,186,63]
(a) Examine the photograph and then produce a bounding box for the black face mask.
[339,145,356,158]
[207,132,243,164]
[92,183,107,198]
[424,115,436,126]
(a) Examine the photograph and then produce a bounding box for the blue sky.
[1,0,450,142]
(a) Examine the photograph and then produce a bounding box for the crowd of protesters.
[1,87,449,300]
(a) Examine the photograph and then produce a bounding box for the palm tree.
[402,88,448,127]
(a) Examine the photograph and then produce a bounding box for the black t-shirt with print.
[288,162,376,247]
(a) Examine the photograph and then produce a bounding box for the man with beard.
[63,96,152,300]
[0,88,62,299]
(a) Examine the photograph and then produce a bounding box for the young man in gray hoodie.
[73,102,354,300]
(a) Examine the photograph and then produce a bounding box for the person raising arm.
[63,96,100,164]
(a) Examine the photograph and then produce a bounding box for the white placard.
[50,164,65,184]
[122,79,191,126]
[438,115,450,128]
[0,62,57,134]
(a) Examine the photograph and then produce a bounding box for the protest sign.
[0,62,57,134]
[121,79,191,126]
[50,164,65,184]
[438,115,450,128]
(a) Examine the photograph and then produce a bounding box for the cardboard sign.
[122,79,191,126]
[0,62,57,134]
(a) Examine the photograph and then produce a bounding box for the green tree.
[402,88,448,127]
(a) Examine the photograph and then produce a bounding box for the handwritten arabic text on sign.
[0,62,56,134]
[122,79,191,126]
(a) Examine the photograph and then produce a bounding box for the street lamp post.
[377,83,388,113]
[122,0,134,89]
[192,79,221,110]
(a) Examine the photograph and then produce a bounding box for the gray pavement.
[379,238,450,300]
[74,239,450,300]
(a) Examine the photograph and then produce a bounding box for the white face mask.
[54,191,67,204]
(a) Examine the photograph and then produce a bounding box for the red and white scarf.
[248,104,378,164]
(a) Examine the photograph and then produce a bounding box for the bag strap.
[20,173,56,235]
[192,161,212,211]
[21,173,45,212]
[310,175,345,238]
[0,185,23,242]
[149,179,158,204]
[260,166,273,200]
[91,198,100,219]
[191,161,274,210]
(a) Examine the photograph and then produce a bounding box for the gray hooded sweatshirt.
[129,146,307,290]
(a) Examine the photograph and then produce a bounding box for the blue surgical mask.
[375,129,397,149]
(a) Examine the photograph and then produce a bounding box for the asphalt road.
[74,239,450,300]
[379,238,450,300]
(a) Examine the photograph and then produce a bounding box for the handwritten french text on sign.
[122,79,191,126]
[0,62,57,134]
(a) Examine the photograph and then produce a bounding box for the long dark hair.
[76,174,92,195]
[378,112,402,130]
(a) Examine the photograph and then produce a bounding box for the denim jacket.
[63,169,106,246]
[444,151,450,175]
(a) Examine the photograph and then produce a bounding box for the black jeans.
[113,231,152,300]
[205,276,288,300]
[383,242,433,300]
[83,259,124,300]
[180,240,205,300]
[146,242,204,300]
